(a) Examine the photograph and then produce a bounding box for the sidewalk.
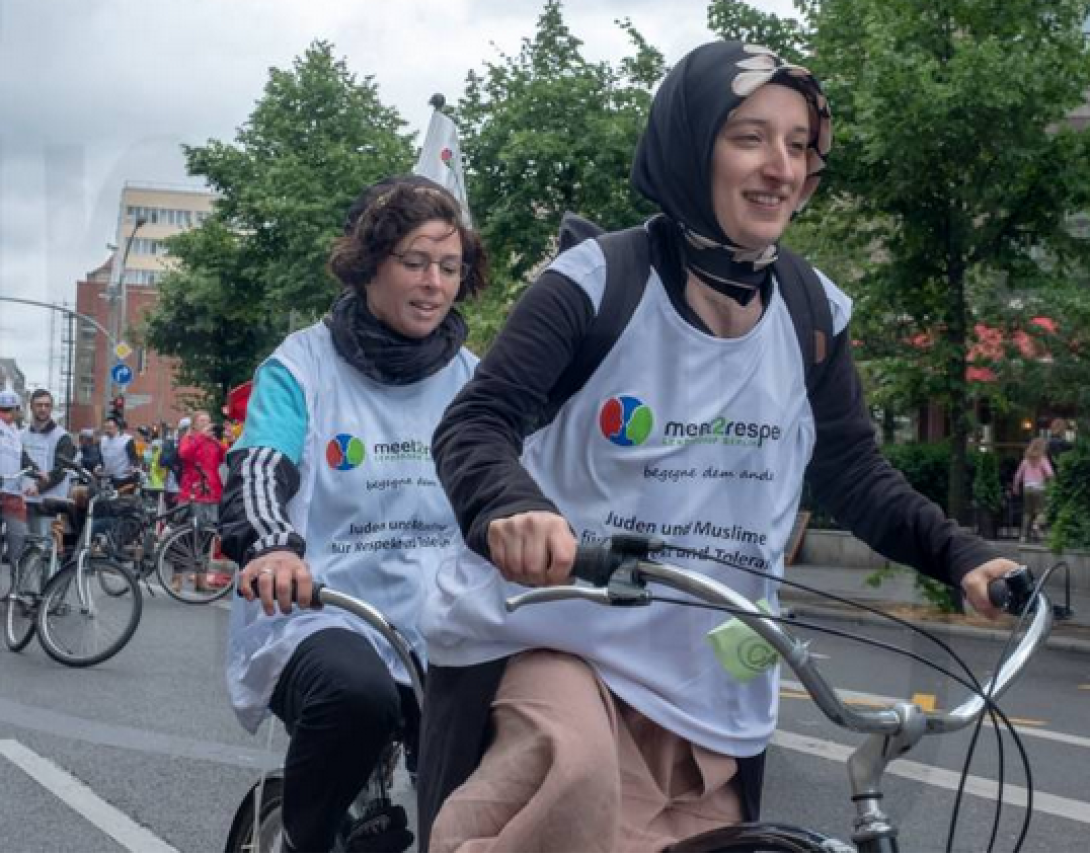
[782,562,1090,654]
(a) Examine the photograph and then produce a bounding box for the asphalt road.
[1,588,1088,852]
[764,617,1090,852]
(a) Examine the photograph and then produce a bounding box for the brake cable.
[661,545,1036,852]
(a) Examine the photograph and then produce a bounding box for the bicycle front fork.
[851,796,899,852]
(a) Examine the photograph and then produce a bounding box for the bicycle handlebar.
[237,579,425,710]
[1,465,40,484]
[505,537,1052,738]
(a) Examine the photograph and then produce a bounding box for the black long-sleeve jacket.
[433,234,997,589]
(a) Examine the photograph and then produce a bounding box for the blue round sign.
[111,363,133,386]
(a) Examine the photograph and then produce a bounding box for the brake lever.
[505,577,652,612]
[506,585,616,612]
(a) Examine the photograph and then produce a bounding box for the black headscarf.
[632,41,832,304]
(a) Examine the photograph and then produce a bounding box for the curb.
[783,599,1090,655]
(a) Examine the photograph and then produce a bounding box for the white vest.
[227,321,477,733]
[21,424,71,502]
[100,433,134,478]
[424,240,852,758]
[0,420,24,496]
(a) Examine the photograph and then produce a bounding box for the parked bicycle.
[4,460,142,667]
[224,584,423,853]
[101,467,236,604]
[498,535,1052,853]
[1,465,39,602]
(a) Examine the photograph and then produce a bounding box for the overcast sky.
[0,0,796,396]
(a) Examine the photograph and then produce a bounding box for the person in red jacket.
[177,410,226,593]
[178,410,225,524]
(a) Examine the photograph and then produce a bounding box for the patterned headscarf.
[632,41,832,302]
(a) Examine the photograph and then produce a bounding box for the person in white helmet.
[1,389,34,569]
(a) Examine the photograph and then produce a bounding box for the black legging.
[269,627,413,852]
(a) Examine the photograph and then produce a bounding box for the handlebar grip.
[987,579,1009,610]
[570,545,621,587]
[237,576,324,609]
[987,566,1035,615]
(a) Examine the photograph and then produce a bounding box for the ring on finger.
[259,567,275,577]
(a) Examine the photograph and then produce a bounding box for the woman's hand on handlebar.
[961,558,1021,621]
[487,511,577,588]
[240,549,313,616]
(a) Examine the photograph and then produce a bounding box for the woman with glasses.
[220,175,488,853]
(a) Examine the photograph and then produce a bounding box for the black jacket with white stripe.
[219,446,306,565]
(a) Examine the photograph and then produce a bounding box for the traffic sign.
[111,363,134,386]
[114,341,133,360]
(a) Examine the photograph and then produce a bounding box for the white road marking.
[781,679,1090,750]
[772,730,1090,825]
[0,739,178,852]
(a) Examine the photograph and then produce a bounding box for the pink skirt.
[430,650,742,852]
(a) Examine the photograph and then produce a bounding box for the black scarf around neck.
[631,40,831,305]
[325,289,467,386]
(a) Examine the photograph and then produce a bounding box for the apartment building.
[68,183,215,432]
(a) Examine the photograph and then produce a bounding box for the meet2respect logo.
[325,433,432,470]
[598,395,783,449]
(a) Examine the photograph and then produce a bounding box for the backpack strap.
[543,224,653,423]
[541,234,831,425]
[773,247,833,395]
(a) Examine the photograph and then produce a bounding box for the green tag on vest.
[706,599,779,683]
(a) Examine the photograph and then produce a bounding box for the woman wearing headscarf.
[419,41,1017,852]
[219,175,488,852]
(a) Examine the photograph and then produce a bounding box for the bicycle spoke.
[5,546,47,651]
[157,525,235,604]
[36,561,142,667]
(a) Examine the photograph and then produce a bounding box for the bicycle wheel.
[156,524,235,604]
[105,511,146,568]
[5,545,47,652]
[224,774,285,853]
[668,822,853,852]
[1,553,12,601]
[35,559,143,667]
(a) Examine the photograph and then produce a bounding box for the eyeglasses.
[391,250,468,282]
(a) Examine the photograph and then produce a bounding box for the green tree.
[145,41,415,397]
[706,0,808,61]
[142,221,278,404]
[1047,438,1090,552]
[709,0,1090,519]
[456,0,665,348]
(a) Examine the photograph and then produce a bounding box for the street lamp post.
[102,215,147,420]
[0,297,121,429]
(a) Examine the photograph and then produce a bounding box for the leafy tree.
[142,221,279,404]
[706,0,808,61]
[145,41,415,397]
[456,0,665,349]
[1047,438,1090,552]
[709,0,1090,519]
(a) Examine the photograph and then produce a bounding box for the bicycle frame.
[236,583,425,853]
[56,461,127,613]
[506,553,1053,852]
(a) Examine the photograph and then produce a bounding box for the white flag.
[414,101,472,227]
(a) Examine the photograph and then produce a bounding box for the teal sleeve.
[235,360,307,465]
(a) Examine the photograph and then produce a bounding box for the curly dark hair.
[328,175,488,301]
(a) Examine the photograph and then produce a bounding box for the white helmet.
[0,389,21,408]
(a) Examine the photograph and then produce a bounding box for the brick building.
[68,183,215,432]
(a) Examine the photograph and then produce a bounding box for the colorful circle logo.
[599,396,653,447]
[325,433,366,470]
